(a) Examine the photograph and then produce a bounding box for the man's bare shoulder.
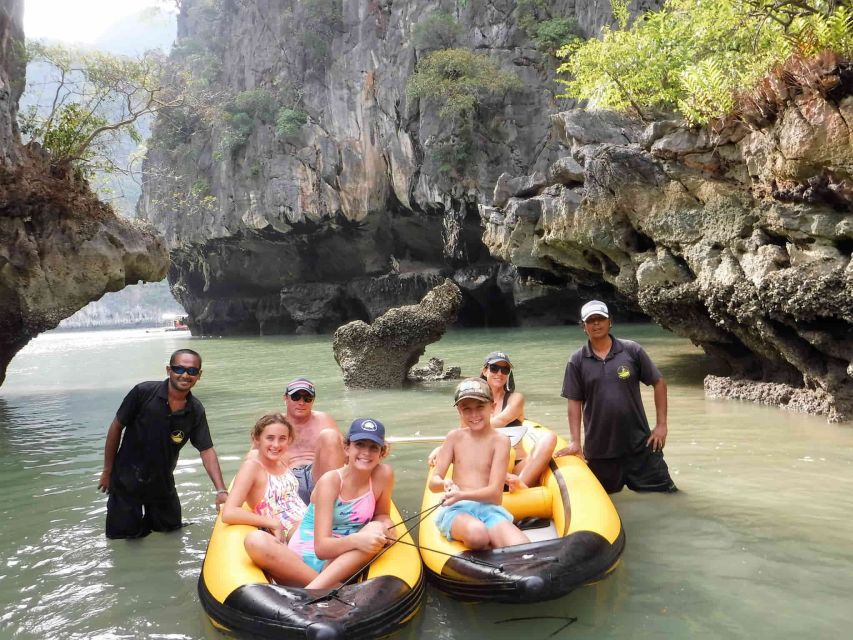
[311,410,339,430]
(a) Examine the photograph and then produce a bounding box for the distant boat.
[165,317,189,332]
[146,314,191,333]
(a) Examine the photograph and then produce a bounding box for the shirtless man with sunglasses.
[280,377,345,504]
[98,349,228,539]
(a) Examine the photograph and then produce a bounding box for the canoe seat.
[501,485,551,520]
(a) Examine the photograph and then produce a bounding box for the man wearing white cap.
[558,301,677,493]
[282,377,344,504]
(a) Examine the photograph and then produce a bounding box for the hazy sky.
[23,0,168,44]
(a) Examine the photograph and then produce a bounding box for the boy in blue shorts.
[429,378,529,550]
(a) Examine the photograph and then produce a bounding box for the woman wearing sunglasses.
[429,352,557,490]
[480,351,557,490]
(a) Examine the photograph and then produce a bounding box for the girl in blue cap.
[288,418,396,589]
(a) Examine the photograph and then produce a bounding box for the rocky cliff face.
[479,63,852,420]
[0,0,171,385]
[140,0,659,334]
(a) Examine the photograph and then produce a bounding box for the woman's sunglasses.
[488,363,511,375]
[289,392,315,403]
[170,365,200,376]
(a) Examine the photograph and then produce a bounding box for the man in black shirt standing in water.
[559,301,677,494]
[98,349,228,538]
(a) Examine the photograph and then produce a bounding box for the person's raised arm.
[199,447,229,508]
[646,377,668,451]
[98,417,124,492]
[491,391,525,428]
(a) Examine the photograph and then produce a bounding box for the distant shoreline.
[51,321,174,333]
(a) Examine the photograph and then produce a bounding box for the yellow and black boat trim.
[198,502,424,639]
[418,420,625,603]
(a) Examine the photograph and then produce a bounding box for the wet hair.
[250,412,294,442]
[170,348,202,368]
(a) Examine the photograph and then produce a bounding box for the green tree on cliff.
[407,48,523,120]
[558,0,852,123]
[19,42,183,177]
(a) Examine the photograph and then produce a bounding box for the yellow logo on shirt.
[617,366,631,380]
[170,430,186,444]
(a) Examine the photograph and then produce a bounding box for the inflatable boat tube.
[199,501,424,639]
[418,420,625,603]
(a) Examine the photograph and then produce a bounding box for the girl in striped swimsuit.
[289,417,396,590]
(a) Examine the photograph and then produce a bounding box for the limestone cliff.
[140,0,659,334]
[479,62,853,420]
[0,0,170,385]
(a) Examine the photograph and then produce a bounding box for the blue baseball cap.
[348,417,386,445]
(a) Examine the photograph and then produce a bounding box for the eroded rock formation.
[408,356,462,383]
[479,63,853,420]
[333,279,461,388]
[141,0,658,334]
[0,0,170,385]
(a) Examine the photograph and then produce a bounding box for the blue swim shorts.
[435,500,513,541]
[291,464,314,505]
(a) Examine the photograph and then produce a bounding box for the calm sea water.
[1,325,851,639]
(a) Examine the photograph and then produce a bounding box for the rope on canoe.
[303,501,446,606]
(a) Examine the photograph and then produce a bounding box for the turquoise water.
[1,326,851,639]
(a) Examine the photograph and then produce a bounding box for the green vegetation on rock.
[407,48,523,120]
[18,42,176,177]
[412,11,463,50]
[558,0,853,123]
[407,12,524,183]
[275,108,308,138]
[516,0,581,54]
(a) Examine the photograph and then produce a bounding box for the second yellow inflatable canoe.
[418,420,624,602]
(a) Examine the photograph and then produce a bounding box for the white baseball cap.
[581,300,609,321]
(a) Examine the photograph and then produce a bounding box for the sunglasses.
[170,365,200,376]
[488,363,511,375]
[289,392,315,403]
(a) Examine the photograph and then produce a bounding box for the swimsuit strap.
[502,389,512,411]
[335,468,374,503]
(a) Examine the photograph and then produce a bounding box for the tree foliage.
[407,48,523,120]
[516,0,582,54]
[558,0,853,123]
[275,108,308,138]
[413,11,463,51]
[19,41,180,176]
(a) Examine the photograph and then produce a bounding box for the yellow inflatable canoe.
[198,501,423,639]
[418,421,624,602]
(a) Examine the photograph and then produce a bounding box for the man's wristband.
[215,489,228,495]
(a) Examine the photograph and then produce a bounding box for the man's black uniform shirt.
[561,336,661,458]
[112,380,213,498]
